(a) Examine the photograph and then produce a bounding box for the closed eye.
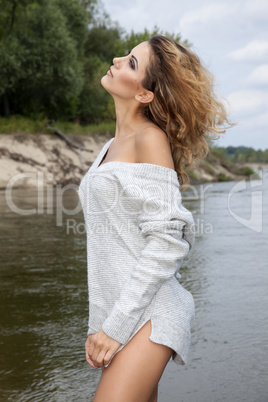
[129,58,135,70]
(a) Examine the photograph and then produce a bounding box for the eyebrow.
[131,55,138,69]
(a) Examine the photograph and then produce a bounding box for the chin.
[101,77,113,96]
[100,75,107,88]
[101,76,110,90]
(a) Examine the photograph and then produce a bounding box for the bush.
[240,167,255,176]
[218,173,231,182]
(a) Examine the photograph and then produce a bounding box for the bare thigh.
[93,320,174,402]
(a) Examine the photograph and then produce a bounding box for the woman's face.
[101,41,151,101]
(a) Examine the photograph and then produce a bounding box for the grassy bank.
[0,116,116,137]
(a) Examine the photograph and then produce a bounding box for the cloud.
[227,90,268,116]
[234,110,268,132]
[244,0,268,22]
[179,2,237,31]
[218,123,267,149]
[247,65,268,86]
[229,40,268,61]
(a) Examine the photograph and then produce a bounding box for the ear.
[135,90,154,104]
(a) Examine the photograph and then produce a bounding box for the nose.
[113,57,121,68]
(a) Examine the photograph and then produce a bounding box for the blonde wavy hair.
[141,35,232,190]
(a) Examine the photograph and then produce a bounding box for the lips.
[107,68,113,77]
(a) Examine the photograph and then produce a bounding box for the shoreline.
[0,133,264,190]
[0,133,110,189]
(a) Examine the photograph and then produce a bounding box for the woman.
[78,35,230,401]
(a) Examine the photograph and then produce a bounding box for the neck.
[113,98,149,139]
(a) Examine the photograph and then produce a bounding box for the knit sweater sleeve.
[101,172,195,344]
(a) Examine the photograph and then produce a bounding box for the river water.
[0,170,267,402]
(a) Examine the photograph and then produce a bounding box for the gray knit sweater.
[78,137,195,366]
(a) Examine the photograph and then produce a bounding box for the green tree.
[78,54,112,123]
[263,149,268,163]
[85,23,123,63]
[0,0,191,124]
[0,0,88,118]
[78,11,123,123]
[237,153,246,163]
[119,26,190,56]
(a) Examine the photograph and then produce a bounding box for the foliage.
[0,0,190,124]
[85,23,124,63]
[0,0,87,118]
[0,114,49,134]
[119,26,190,55]
[0,114,115,135]
[213,145,268,163]
[218,173,231,182]
[236,166,256,176]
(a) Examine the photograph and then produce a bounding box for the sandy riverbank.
[0,133,111,189]
[0,133,262,189]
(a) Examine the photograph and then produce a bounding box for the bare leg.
[94,320,173,402]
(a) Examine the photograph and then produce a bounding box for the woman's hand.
[85,329,122,369]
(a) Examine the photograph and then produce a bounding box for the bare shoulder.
[135,126,175,170]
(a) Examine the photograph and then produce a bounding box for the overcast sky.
[102,0,268,150]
